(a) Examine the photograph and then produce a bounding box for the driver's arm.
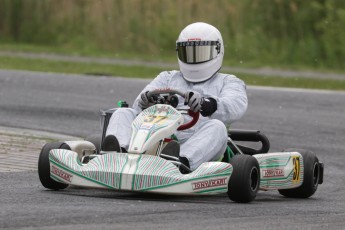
[208,75,248,125]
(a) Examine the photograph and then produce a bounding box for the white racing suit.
[106,71,248,170]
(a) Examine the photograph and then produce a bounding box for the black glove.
[184,91,203,112]
[200,97,217,116]
[185,91,217,116]
[138,91,154,109]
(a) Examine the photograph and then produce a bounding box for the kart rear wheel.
[38,142,69,190]
[227,154,260,203]
[278,149,321,198]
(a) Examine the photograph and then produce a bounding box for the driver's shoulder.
[157,70,180,78]
[156,70,182,84]
[217,73,245,85]
[217,72,238,80]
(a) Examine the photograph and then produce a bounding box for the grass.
[0,55,345,91]
[1,42,345,73]
[241,75,345,91]
[0,42,177,63]
[0,56,166,78]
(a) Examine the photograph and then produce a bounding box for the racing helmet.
[176,22,224,82]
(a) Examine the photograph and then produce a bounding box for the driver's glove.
[185,91,217,116]
[138,91,154,110]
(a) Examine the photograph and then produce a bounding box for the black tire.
[85,133,102,153]
[38,142,70,190]
[227,154,260,203]
[278,149,320,198]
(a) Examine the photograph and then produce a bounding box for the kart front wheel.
[278,149,322,198]
[227,154,260,203]
[38,142,69,190]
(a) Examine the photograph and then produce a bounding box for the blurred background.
[0,0,344,72]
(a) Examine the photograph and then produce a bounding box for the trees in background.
[0,0,343,69]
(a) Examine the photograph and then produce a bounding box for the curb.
[0,126,80,173]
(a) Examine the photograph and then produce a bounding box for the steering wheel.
[146,88,199,131]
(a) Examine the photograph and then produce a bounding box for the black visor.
[176,40,220,64]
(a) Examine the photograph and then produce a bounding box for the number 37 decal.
[144,115,167,124]
[292,156,301,184]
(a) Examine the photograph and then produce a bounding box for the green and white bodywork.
[49,150,304,194]
[47,104,305,195]
[254,152,303,190]
[49,150,232,194]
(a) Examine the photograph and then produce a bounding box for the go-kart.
[38,88,324,203]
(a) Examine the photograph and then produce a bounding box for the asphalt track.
[0,69,345,229]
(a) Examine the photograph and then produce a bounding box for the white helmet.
[176,22,224,82]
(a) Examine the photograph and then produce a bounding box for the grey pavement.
[1,69,345,229]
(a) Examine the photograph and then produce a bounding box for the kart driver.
[104,22,248,172]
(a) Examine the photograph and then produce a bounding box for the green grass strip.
[241,74,345,91]
[0,56,165,79]
[0,56,345,90]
